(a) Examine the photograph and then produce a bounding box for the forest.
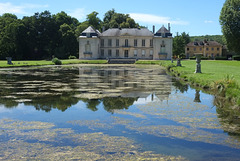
[0,9,140,60]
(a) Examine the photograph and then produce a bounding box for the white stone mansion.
[79,24,173,60]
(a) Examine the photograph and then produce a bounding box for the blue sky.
[0,0,226,36]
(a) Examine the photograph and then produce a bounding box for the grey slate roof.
[82,26,99,34]
[100,28,154,37]
[156,25,170,33]
[186,41,222,47]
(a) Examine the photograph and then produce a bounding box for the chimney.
[168,23,170,32]
[102,26,105,32]
[153,25,155,34]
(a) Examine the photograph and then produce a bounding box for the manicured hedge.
[215,57,227,60]
[233,55,240,61]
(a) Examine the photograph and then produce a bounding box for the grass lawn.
[161,60,240,86]
[0,60,54,67]
[0,59,107,68]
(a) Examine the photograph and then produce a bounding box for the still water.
[0,65,240,160]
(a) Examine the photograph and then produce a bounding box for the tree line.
[0,9,140,60]
[2,2,236,61]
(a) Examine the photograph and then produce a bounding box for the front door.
[124,50,128,58]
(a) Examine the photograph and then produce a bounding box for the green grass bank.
[0,59,107,68]
[157,60,240,106]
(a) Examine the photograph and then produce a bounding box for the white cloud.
[0,2,49,15]
[68,8,86,20]
[204,20,213,23]
[129,13,189,25]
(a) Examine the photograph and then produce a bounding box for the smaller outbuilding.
[185,40,223,58]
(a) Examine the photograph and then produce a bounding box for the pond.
[0,64,240,160]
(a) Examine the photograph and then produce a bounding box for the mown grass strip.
[0,59,107,68]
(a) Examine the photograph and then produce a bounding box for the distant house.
[185,40,223,58]
[79,24,173,60]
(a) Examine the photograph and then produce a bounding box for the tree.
[220,0,240,54]
[86,11,102,30]
[173,32,190,56]
[102,9,139,30]
[0,13,24,59]
[75,21,89,37]
[56,23,78,58]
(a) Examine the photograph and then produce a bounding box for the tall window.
[101,49,104,57]
[108,39,112,47]
[116,39,119,47]
[212,47,214,51]
[116,49,119,57]
[160,46,165,53]
[124,50,128,57]
[125,39,128,47]
[142,39,145,47]
[134,39,138,47]
[108,49,112,57]
[206,47,209,51]
[134,50,138,56]
[150,50,153,56]
[142,50,145,56]
[101,39,104,47]
[150,39,153,47]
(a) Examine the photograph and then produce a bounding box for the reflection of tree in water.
[80,98,101,111]
[103,97,137,113]
[0,98,18,108]
[24,93,80,112]
[172,79,188,93]
[214,96,240,136]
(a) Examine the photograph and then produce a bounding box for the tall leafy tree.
[102,9,139,30]
[220,0,240,54]
[0,13,23,59]
[86,11,102,30]
[75,21,89,37]
[56,23,78,58]
[173,32,190,56]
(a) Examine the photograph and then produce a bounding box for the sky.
[0,0,226,36]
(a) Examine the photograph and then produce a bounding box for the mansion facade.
[79,24,173,60]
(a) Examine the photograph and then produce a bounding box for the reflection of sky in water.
[0,65,240,160]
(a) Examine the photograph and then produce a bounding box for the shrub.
[201,57,208,60]
[215,56,227,60]
[233,55,240,61]
[69,55,77,59]
[52,58,62,65]
[189,57,196,60]
[190,56,210,60]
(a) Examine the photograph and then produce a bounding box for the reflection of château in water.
[77,66,172,101]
